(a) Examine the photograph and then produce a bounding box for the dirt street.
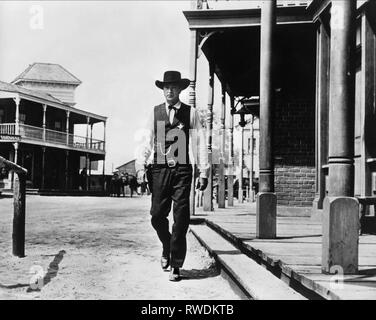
[0,195,246,300]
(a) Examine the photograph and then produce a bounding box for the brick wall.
[274,99,315,207]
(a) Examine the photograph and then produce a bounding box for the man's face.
[163,83,182,105]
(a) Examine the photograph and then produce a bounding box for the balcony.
[0,123,105,153]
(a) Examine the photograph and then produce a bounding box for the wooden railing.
[0,123,105,152]
[0,123,16,139]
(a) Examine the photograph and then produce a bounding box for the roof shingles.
[12,62,81,85]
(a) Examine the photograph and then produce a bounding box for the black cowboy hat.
[155,71,190,90]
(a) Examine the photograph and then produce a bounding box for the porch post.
[13,142,19,165]
[85,153,89,191]
[102,157,106,192]
[322,0,358,274]
[203,63,214,211]
[238,115,245,204]
[359,11,375,198]
[227,96,235,207]
[189,12,198,215]
[66,110,70,146]
[313,22,330,213]
[88,154,92,191]
[249,115,255,202]
[65,150,69,190]
[14,97,20,136]
[90,123,93,149]
[102,121,106,192]
[103,121,107,152]
[256,0,277,239]
[42,104,47,141]
[41,147,46,189]
[86,116,90,149]
[218,83,226,208]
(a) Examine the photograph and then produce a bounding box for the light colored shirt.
[136,100,209,178]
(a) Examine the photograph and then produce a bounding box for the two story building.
[0,63,107,192]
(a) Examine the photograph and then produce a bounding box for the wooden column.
[41,147,46,189]
[238,115,245,204]
[42,104,47,141]
[102,158,106,192]
[313,22,330,213]
[90,123,93,149]
[14,97,20,136]
[249,115,255,202]
[256,0,277,239]
[227,97,235,207]
[218,84,226,208]
[103,121,107,152]
[189,4,199,215]
[85,153,89,191]
[102,121,106,192]
[203,63,214,211]
[13,142,19,165]
[66,110,70,146]
[65,150,69,190]
[322,0,358,274]
[359,12,375,198]
[86,116,90,149]
[13,172,26,257]
[88,154,92,191]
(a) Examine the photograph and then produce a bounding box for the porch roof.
[0,81,107,124]
[183,5,313,30]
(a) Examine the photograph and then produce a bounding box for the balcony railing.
[0,123,105,152]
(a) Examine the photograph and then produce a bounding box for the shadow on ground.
[180,265,220,281]
[27,249,66,292]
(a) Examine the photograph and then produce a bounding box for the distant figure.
[110,172,121,197]
[120,173,127,197]
[79,168,87,191]
[123,172,139,197]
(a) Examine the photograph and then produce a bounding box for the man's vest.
[153,102,190,165]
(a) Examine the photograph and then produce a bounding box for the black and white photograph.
[0,0,375,308]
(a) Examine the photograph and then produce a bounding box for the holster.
[145,164,153,193]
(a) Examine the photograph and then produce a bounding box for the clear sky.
[0,0,212,173]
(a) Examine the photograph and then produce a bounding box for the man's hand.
[196,177,208,191]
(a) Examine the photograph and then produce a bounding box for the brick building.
[184,0,376,213]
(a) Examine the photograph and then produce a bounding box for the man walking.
[137,71,208,281]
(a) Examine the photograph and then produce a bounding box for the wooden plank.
[0,156,27,174]
[197,202,376,300]
[190,225,305,300]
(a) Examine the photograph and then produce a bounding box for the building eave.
[183,6,313,30]
[18,92,107,122]
[12,78,82,86]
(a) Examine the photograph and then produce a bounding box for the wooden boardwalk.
[193,202,376,300]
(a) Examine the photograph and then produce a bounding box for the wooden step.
[190,224,306,300]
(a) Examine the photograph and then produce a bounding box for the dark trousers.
[150,165,192,268]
